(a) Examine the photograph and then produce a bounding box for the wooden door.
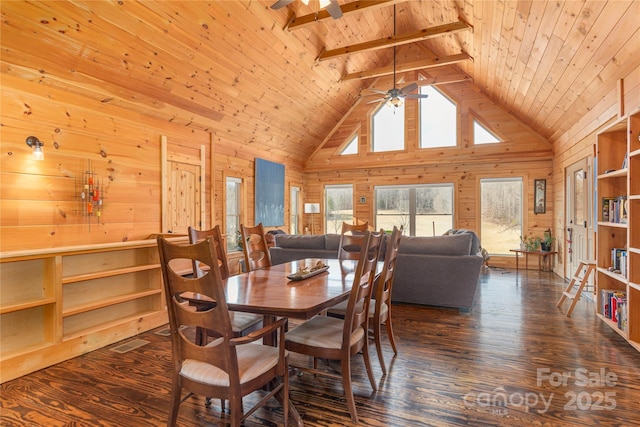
[161,136,206,234]
[565,157,593,288]
[168,162,200,234]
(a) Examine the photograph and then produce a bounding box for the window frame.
[339,130,359,155]
[374,183,455,236]
[479,177,524,256]
[472,116,503,145]
[370,101,406,153]
[418,85,458,149]
[290,184,301,234]
[224,175,243,252]
[324,184,354,234]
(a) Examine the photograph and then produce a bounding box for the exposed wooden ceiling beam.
[317,19,472,61]
[386,73,474,90]
[342,53,472,81]
[285,0,394,31]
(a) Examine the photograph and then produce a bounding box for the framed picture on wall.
[534,179,546,214]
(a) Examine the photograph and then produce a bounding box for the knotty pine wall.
[304,70,556,269]
[551,66,640,279]
[0,74,304,252]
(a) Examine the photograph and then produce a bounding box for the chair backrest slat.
[338,222,369,261]
[240,223,271,271]
[188,225,230,279]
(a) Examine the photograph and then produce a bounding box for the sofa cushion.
[274,234,326,250]
[324,234,342,252]
[445,229,481,255]
[399,234,472,256]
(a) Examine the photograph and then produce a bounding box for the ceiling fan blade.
[366,88,389,95]
[405,93,430,99]
[399,83,419,94]
[326,0,343,19]
[366,98,388,104]
[271,0,294,10]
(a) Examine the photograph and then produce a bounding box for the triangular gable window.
[340,134,358,155]
[474,120,501,144]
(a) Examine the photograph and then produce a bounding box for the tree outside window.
[375,184,454,236]
[480,178,523,255]
[325,185,353,233]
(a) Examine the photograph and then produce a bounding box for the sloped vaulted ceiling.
[1,1,639,163]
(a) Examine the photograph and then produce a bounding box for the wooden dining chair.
[285,230,382,423]
[187,226,263,343]
[240,223,272,271]
[157,236,289,427]
[338,221,369,261]
[328,226,403,375]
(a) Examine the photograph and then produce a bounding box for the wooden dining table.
[182,257,360,427]
[185,257,359,321]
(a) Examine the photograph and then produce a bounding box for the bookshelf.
[0,239,172,382]
[595,109,640,352]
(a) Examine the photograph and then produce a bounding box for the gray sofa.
[269,231,483,312]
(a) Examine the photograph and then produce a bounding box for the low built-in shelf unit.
[0,239,176,383]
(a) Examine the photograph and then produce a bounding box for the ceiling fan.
[271,0,343,20]
[365,5,428,107]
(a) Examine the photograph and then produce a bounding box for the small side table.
[510,249,558,272]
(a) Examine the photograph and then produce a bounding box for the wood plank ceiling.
[2,0,639,163]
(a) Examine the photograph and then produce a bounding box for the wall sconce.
[25,136,44,160]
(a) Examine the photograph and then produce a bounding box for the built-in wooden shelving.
[595,110,640,352]
[0,239,174,383]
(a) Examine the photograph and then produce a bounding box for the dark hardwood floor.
[2,267,639,426]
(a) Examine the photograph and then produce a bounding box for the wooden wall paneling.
[508,1,557,115]
[500,1,526,105]
[305,156,553,269]
[1,10,221,129]
[527,2,637,129]
[2,1,638,260]
[551,64,640,276]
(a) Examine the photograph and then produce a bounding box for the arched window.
[419,86,457,148]
[371,103,405,152]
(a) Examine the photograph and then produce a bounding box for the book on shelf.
[620,251,628,278]
[600,289,627,326]
[616,295,627,331]
[602,197,613,222]
[601,289,616,318]
[602,196,627,223]
[610,248,628,276]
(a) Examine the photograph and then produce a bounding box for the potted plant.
[520,234,541,251]
[541,228,555,252]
